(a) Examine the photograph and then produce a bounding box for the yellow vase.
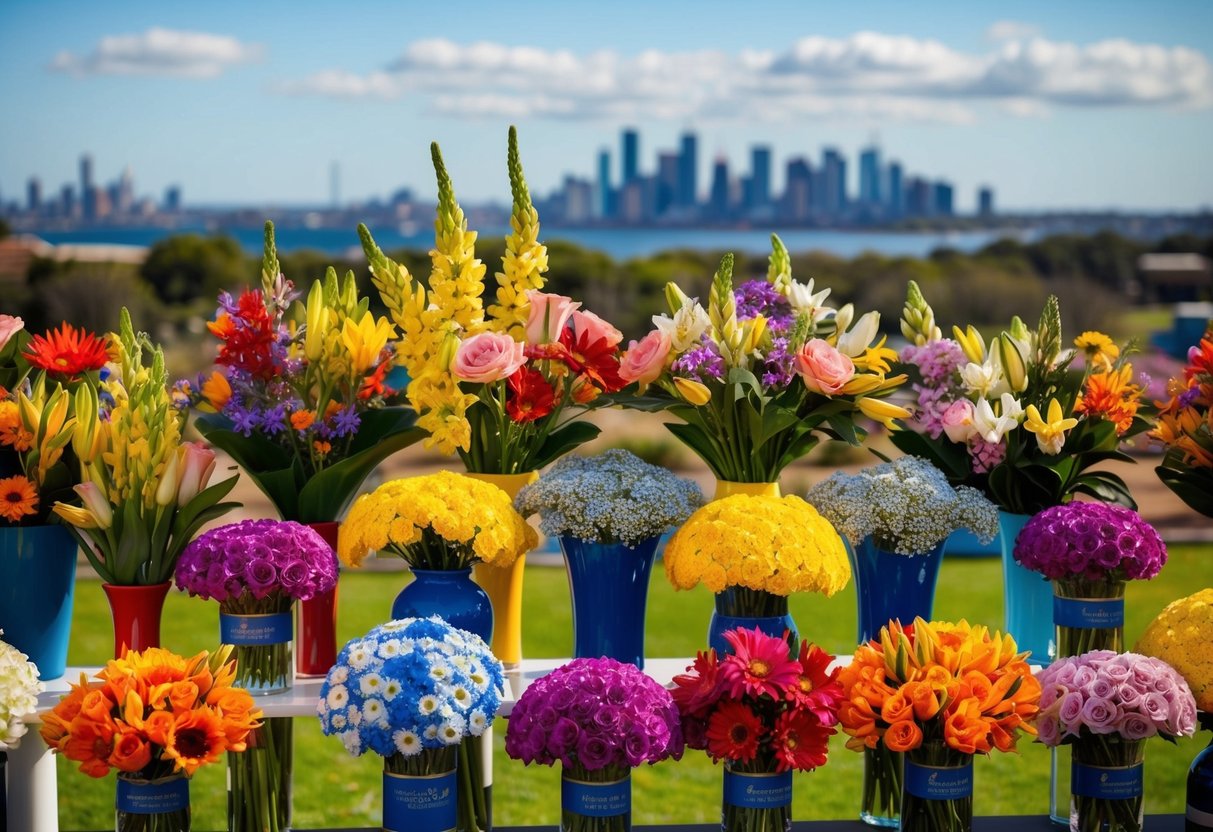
[712,480,782,500]
[467,471,539,667]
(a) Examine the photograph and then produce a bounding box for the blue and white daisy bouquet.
[514,449,704,547]
[317,617,504,781]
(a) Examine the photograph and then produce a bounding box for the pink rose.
[1119,713,1156,741]
[1036,714,1060,746]
[1058,691,1085,734]
[794,339,854,395]
[571,309,622,347]
[452,332,527,384]
[941,399,977,443]
[1081,697,1118,734]
[525,291,581,345]
[0,315,24,351]
[619,330,671,387]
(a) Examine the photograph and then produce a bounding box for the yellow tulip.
[304,280,332,362]
[673,377,713,406]
[341,312,396,374]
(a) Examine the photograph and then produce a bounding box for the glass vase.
[561,762,631,832]
[384,747,458,832]
[721,759,792,832]
[0,523,77,678]
[561,535,660,669]
[708,586,798,655]
[860,743,902,829]
[901,740,973,832]
[998,511,1054,665]
[298,521,339,677]
[1070,736,1145,832]
[1189,715,1213,830]
[115,772,190,832]
[103,582,171,659]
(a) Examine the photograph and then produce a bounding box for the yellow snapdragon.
[489,126,548,338]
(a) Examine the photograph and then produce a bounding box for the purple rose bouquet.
[1014,502,1167,657]
[1036,651,1196,832]
[505,657,684,832]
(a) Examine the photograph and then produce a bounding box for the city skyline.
[2,0,1212,212]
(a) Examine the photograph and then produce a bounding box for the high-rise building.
[783,157,813,223]
[117,166,135,215]
[562,176,594,223]
[933,180,954,216]
[618,178,646,223]
[906,177,932,216]
[621,129,639,184]
[164,186,182,213]
[886,162,904,216]
[978,186,995,217]
[656,152,680,215]
[61,184,76,217]
[821,148,847,217]
[678,132,698,208]
[859,146,882,207]
[749,146,772,209]
[26,177,41,213]
[595,150,612,219]
[80,153,96,221]
[708,156,731,220]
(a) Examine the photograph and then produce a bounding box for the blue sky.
[2,0,1211,212]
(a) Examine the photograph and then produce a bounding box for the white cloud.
[276,32,1213,123]
[50,28,263,78]
[986,21,1042,42]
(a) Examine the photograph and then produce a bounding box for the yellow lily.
[857,396,911,428]
[341,312,397,374]
[304,280,332,362]
[52,501,100,529]
[1023,398,1078,455]
[953,325,986,364]
[673,377,712,406]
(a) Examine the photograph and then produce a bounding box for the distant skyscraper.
[61,184,75,217]
[164,185,182,213]
[749,146,772,209]
[26,177,41,213]
[821,148,847,217]
[595,150,612,219]
[80,153,95,221]
[859,146,882,207]
[117,166,135,214]
[906,177,932,216]
[562,176,594,223]
[783,157,813,223]
[978,186,995,217]
[933,181,955,216]
[709,156,731,220]
[678,132,698,208]
[618,179,646,223]
[886,162,904,216]
[656,152,679,215]
[621,129,639,184]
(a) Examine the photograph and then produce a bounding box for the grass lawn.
[54,545,1209,830]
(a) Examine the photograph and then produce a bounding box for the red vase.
[298,521,339,677]
[102,582,171,658]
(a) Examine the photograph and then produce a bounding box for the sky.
[2,0,1212,213]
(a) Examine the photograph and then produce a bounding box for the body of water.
[30,224,1023,260]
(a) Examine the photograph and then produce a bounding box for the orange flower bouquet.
[838,618,1041,832]
[40,646,261,832]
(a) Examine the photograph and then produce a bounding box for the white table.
[8,658,695,832]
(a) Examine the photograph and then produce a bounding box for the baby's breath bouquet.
[514,449,703,547]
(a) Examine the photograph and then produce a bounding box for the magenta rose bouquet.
[1036,651,1196,832]
[1014,503,1166,657]
[505,657,683,832]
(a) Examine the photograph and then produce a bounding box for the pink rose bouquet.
[505,657,683,832]
[616,236,908,487]
[1035,651,1195,832]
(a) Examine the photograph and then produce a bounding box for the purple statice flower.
[760,336,796,388]
[672,340,725,382]
[1014,502,1167,581]
[735,280,793,332]
[259,403,288,435]
[228,401,260,437]
[175,519,338,602]
[901,339,967,387]
[331,406,361,439]
[504,657,684,771]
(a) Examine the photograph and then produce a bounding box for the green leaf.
[529,421,602,471]
[296,424,425,523]
[665,422,728,479]
[1156,462,1213,517]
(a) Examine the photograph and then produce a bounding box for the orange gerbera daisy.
[164,706,227,776]
[23,323,109,381]
[0,475,38,523]
[1074,365,1142,434]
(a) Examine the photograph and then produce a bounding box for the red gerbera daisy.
[559,327,625,393]
[719,627,801,701]
[671,649,725,718]
[771,709,834,772]
[705,700,762,762]
[23,323,109,381]
[787,641,844,725]
[506,367,555,423]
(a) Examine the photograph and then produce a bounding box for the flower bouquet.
[1036,651,1196,832]
[663,493,850,654]
[40,646,261,832]
[0,630,42,822]
[52,309,239,657]
[505,656,684,832]
[1015,502,1166,658]
[514,449,704,666]
[807,455,998,826]
[671,626,843,832]
[317,617,505,832]
[616,236,907,491]
[838,618,1041,832]
[361,128,626,665]
[0,314,108,676]
[1153,324,1213,516]
[1134,589,1213,827]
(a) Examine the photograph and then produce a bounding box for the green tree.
[139,233,249,306]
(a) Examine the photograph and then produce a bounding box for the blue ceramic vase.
[0,524,77,678]
[560,535,660,669]
[707,586,798,655]
[391,568,493,643]
[998,511,1055,665]
[847,536,946,644]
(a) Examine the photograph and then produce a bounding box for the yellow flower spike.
[341,312,396,375]
[857,396,911,428]
[953,325,986,364]
[673,377,712,406]
[490,126,548,336]
[1023,398,1078,455]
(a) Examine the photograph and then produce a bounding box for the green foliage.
[139,233,249,306]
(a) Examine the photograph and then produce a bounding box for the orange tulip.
[906,681,943,721]
[884,720,923,753]
[880,689,913,724]
[944,698,991,755]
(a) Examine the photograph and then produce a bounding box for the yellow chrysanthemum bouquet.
[663,493,850,652]
[1136,588,1213,714]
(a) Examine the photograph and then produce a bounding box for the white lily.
[652,302,711,353]
[786,279,833,322]
[960,352,1008,399]
[836,311,881,358]
[972,393,1024,443]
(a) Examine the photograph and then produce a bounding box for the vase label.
[904,759,973,799]
[713,615,787,638]
[561,775,631,817]
[383,769,457,832]
[723,769,793,809]
[116,777,189,814]
[1071,761,1143,799]
[1052,596,1124,629]
[220,612,292,645]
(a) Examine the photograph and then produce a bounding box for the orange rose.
[143,710,176,747]
[944,698,991,755]
[884,720,923,753]
[79,688,114,723]
[879,689,913,724]
[169,681,200,711]
[109,728,152,773]
[905,681,942,721]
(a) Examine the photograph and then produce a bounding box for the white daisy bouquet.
[0,631,43,750]
[317,617,505,824]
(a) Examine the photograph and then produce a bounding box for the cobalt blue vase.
[0,524,77,679]
[707,586,798,656]
[847,536,946,644]
[999,511,1055,665]
[561,535,660,670]
[391,568,493,643]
